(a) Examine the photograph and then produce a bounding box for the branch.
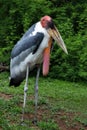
[0,65,9,72]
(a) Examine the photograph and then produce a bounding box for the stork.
[9,16,68,123]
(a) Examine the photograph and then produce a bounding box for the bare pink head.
[40,15,54,29]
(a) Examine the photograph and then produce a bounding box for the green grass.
[0,72,87,130]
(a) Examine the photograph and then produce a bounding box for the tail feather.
[9,78,22,87]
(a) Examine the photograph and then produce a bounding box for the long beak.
[47,26,68,54]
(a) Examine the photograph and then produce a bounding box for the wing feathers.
[11,32,44,58]
[10,31,44,86]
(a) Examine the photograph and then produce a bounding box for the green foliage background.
[0,0,87,82]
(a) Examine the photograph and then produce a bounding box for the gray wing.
[10,32,44,87]
[11,32,44,59]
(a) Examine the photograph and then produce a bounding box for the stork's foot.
[32,118,38,125]
[20,120,27,126]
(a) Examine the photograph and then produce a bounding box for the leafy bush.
[0,0,87,82]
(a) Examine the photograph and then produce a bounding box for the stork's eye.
[42,18,45,22]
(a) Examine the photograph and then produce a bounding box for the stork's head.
[41,15,68,54]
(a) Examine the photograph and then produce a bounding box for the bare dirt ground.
[0,92,87,130]
[0,92,13,100]
[22,104,87,130]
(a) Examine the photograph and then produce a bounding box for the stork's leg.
[21,65,29,122]
[33,65,40,124]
